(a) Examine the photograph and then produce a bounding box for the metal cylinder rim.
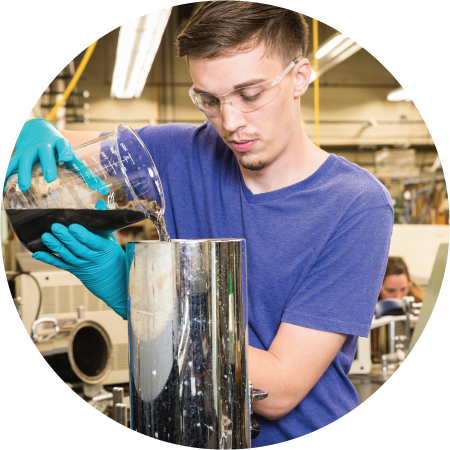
[126,238,246,245]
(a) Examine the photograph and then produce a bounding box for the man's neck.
[240,130,329,195]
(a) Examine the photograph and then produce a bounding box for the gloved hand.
[6,118,109,195]
[6,119,74,191]
[32,223,128,319]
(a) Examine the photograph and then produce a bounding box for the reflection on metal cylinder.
[127,239,249,448]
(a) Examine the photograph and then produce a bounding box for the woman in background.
[379,256,424,302]
[371,256,424,362]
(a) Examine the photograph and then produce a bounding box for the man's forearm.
[248,345,313,420]
[60,129,101,148]
[247,323,347,420]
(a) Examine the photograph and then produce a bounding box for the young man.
[7,2,393,446]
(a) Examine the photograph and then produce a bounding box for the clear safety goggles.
[189,56,303,117]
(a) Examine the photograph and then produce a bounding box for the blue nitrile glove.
[6,118,109,195]
[6,119,74,191]
[31,223,128,319]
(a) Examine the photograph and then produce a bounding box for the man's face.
[188,45,301,172]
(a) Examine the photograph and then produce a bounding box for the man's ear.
[292,59,312,98]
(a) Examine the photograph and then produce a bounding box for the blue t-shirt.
[110,122,393,446]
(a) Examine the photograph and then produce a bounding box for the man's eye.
[242,94,261,102]
[241,90,262,102]
[202,96,219,107]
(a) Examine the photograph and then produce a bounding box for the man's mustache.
[223,132,261,142]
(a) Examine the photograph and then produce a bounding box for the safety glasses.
[189,56,303,117]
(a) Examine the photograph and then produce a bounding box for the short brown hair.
[176,1,309,64]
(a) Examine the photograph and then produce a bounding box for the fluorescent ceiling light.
[309,69,318,83]
[307,33,362,84]
[111,9,172,99]
[387,88,411,102]
[315,34,346,59]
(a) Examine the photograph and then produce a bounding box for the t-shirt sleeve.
[281,204,393,338]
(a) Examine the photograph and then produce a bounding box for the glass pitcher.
[3,123,166,252]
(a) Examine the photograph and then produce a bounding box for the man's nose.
[221,102,247,132]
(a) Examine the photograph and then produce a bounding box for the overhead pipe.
[45,90,90,97]
[40,104,88,109]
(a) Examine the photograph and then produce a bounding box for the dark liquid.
[5,208,146,253]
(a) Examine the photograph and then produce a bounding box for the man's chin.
[236,153,270,171]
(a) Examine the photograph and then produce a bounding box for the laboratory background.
[2,2,447,441]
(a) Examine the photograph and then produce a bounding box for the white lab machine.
[13,252,129,385]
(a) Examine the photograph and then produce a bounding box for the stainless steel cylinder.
[126,239,249,448]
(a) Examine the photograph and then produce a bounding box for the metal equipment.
[114,403,128,426]
[127,239,267,448]
[350,297,421,376]
[12,256,129,385]
[372,297,417,369]
[32,306,113,385]
[112,387,125,421]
